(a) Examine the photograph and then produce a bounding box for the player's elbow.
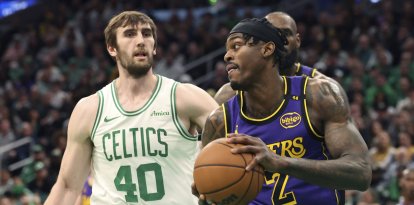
[355,162,372,191]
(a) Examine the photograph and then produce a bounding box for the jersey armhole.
[171,82,198,141]
[222,103,232,138]
[91,91,104,141]
[302,77,324,139]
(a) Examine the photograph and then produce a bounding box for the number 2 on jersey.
[266,172,297,205]
[114,163,165,202]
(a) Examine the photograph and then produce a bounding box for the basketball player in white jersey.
[45,11,218,205]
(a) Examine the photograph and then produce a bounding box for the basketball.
[194,138,264,205]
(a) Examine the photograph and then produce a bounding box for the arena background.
[0,0,413,204]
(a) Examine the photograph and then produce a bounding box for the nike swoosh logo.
[104,116,120,122]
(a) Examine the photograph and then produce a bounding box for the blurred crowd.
[0,0,414,204]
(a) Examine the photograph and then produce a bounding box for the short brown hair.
[104,11,157,49]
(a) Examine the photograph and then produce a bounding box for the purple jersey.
[295,63,316,77]
[81,176,93,205]
[223,76,344,205]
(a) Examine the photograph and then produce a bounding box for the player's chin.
[229,81,242,91]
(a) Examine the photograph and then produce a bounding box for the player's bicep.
[176,83,218,129]
[201,108,226,148]
[309,79,368,158]
[58,96,96,191]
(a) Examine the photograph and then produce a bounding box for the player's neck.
[117,69,156,92]
[243,76,285,118]
[114,72,158,111]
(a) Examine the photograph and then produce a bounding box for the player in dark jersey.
[194,17,371,205]
[214,12,319,106]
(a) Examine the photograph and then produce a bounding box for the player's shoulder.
[75,93,100,113]
[176,82,204,93]
[306,77,349,121]
[70,93,101,127]
[67,93,100,141]
[295,63,317,77]
[175,83,218,110]
[306,77,343,99]
[176,83,215,101]
[307,73,345,96]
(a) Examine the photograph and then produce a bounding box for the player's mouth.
[134,51,147,60]
[226,63,239,74]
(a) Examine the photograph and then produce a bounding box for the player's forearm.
[279,154,371,191]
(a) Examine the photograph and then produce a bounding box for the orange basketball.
[194,138,264,205]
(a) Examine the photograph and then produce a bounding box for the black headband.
[229,18,288,47]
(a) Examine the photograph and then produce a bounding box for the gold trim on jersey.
[311,68,317,77]
[239,76,287,122]
[303,77,323,138]
[222,104,228,138]
[295,63,301,73]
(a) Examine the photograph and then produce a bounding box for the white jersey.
[90,75,198,205]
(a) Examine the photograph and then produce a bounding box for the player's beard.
[279,48,299,75]
[119,54,153,77]
[229,73,254,92]
[229,81,242,91]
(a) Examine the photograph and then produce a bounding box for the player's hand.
[191,182,217,205]
[227,133,283,172]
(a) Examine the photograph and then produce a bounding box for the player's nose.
[135,33,145,47]
[224,50,233,63]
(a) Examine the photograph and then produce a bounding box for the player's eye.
[142,29,152,37]
[125,30,136,37]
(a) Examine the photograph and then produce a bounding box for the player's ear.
[107,45,117,57]
[153,49,156,56]
[296,33,301,48]
[262,42,275,58]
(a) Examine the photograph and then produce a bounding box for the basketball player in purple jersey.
[194,17,371,205]
[214,12,321,106]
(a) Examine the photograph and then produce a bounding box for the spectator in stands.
[0,119,15,145]
[378,147,413,203]
[398,167,414,205]
[0,169,14,196]
[369,131,395,187]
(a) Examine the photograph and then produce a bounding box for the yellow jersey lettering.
[266,136,306,158]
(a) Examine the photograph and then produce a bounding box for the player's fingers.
[191,183,199,196]
[199,195,217,205]
[226,134,255,145]
[246,156,259,171]
[198,194,207,205]
[230,145,259,154]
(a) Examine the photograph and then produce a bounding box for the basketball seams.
[214,141,265,176]
[199,166,247,194]
[194,138,264,204]
[194,164,246,169]
[235,166,254,204]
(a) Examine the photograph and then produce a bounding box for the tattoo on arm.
[201,108,226,147]
[314,80,350,122]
